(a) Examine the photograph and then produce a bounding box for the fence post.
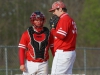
[84,48,86,75]
[5,48,8,75]
[10,70,13,75]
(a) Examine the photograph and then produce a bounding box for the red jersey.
[18,26,54,65]
[53,13,77,52]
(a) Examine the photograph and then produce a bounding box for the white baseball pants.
[23,60,48,75]
[51,49,76,74]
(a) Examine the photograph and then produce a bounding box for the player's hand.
[49,15,60,29]
[20,65,26,72]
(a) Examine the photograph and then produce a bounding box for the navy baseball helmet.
[30,11,45,27]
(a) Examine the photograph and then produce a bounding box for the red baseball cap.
[49,1,66,12]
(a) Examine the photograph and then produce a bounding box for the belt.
[56,49,75,52]
[63,49,75,52]
[27,59,47,63]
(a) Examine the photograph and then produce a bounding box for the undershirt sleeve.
[19,48,25,65]
[49,32,55,56]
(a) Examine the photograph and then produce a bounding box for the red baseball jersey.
[18,27,54,65]
[53,13,77,52]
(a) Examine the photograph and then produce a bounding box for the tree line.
[0,0,100,47]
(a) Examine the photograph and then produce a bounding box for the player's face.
[52,8,63,17]
[33,19,43,27]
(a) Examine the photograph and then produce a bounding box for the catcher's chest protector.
[28,26,49,59]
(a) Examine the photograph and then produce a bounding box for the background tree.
[0,0,85,46]
[0,0,100,74]
[77,0,100,47]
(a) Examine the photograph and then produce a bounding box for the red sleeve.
[19,48,26,65]
[51,15,72,40]
[49,32,55,57]
[50,28,65,40]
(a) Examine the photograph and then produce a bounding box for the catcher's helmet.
[30,11,45,27]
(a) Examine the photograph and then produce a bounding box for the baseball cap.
[49,1,66,12]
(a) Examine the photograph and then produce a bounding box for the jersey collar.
[60,13,68,18]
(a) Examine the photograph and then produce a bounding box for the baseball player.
[49,1,77,74]
[18,11,54,75]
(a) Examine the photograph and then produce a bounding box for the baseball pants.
[51,49,76,74]
[23,60,48,75]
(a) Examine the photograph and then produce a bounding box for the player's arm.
[50,19,70,40]
[19,48,26,72]
[18,31,28,72]
[50,28,66,40]
[49,16,67,40]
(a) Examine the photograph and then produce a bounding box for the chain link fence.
[0,46,100,75]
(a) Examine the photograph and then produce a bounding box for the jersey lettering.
[72,21,77,34]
